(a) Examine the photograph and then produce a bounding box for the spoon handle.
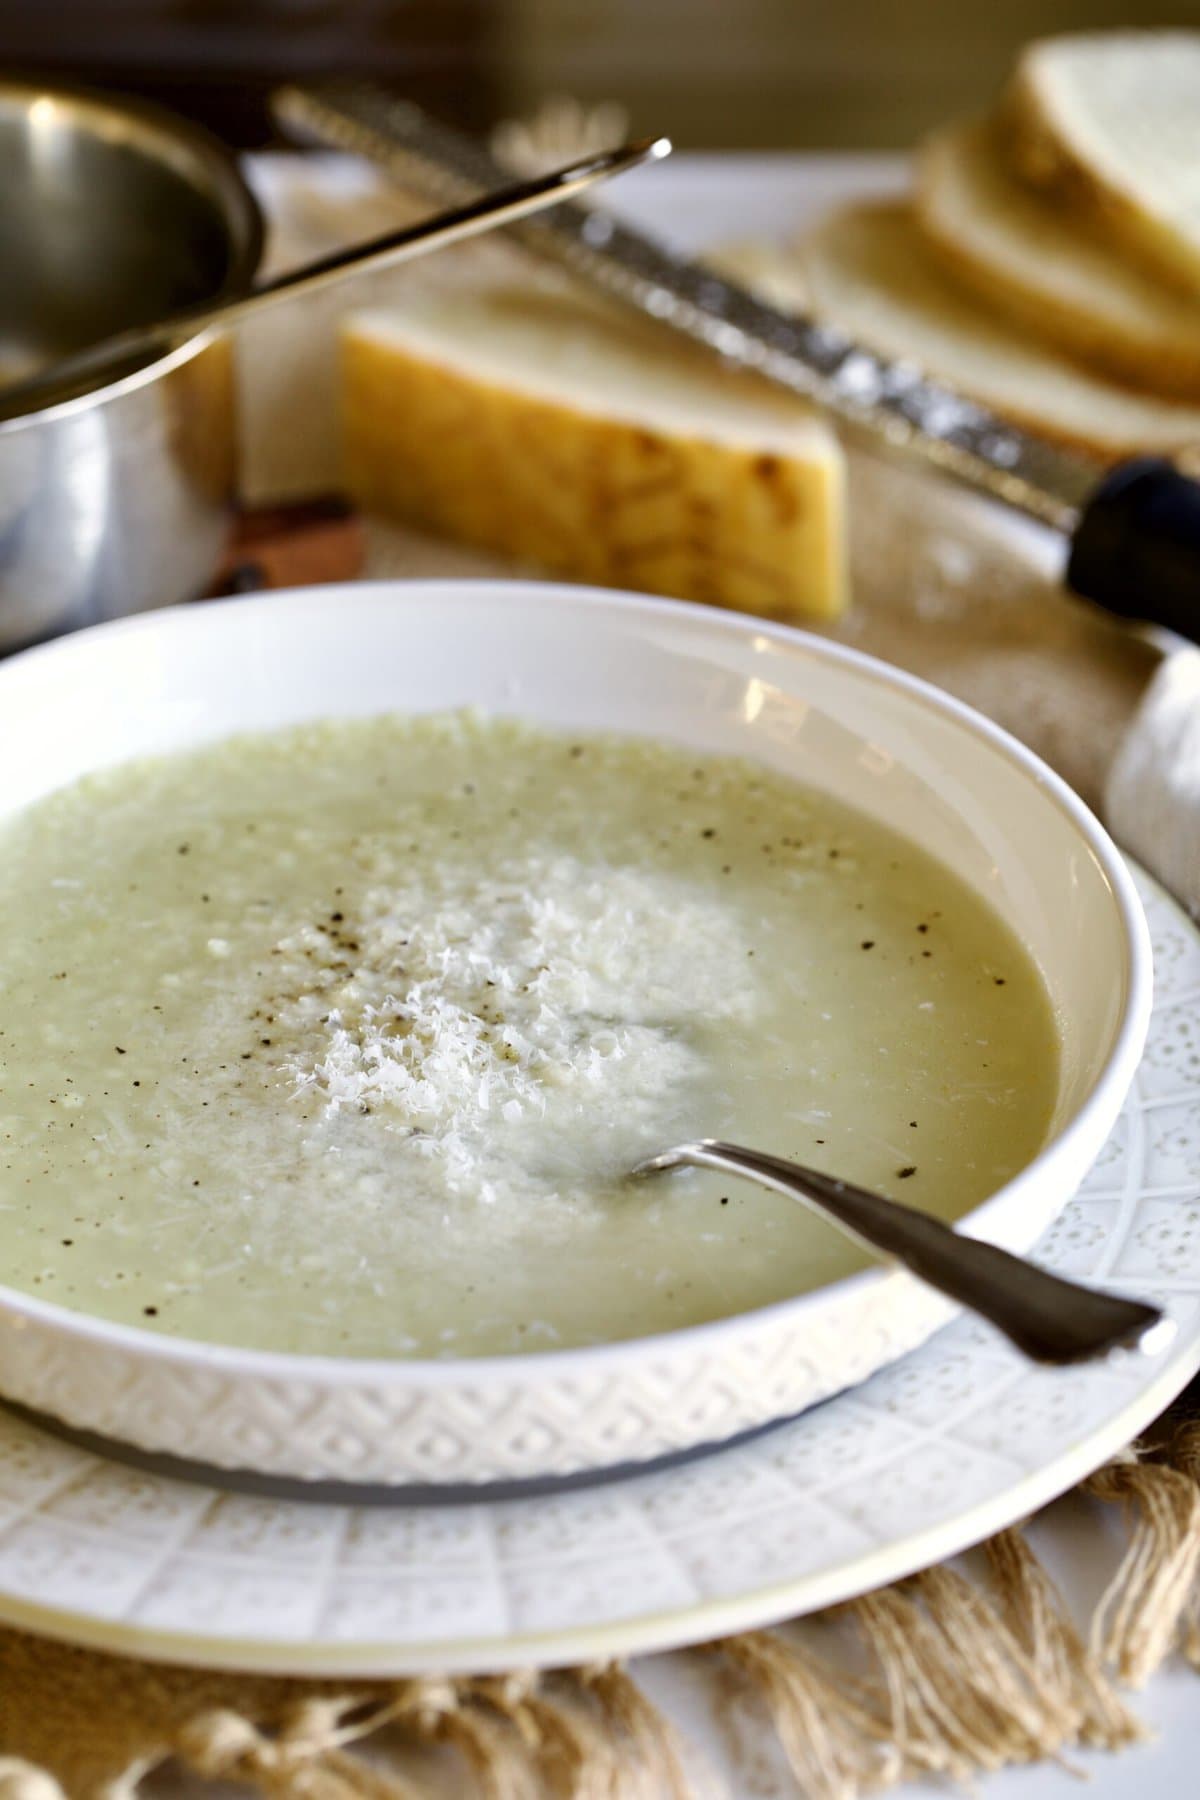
[636,1140,1169,1365]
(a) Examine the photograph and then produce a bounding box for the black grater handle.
[1067,457,1200,642]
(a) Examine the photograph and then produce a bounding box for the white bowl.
[0,581,1152,1489]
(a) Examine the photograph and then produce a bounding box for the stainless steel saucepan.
[0,81,264,650]
[0,80,658,653]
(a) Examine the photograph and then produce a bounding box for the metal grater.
[273,82,1097,535]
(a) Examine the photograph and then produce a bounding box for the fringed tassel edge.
[5,1420,1200,1799]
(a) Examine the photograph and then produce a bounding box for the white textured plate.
[0,865,1191,1676]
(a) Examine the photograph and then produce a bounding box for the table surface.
[152,150,1200,1796]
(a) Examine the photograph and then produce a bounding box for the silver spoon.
[0,133,670,423]
[632,1139,1171,1365]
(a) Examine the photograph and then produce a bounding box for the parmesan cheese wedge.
[784,202,1200,462]
[917,118,1200,400]
[341,282,847,620]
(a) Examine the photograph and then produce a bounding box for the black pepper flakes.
[897,1166,917,1179]
[860,940,875,951]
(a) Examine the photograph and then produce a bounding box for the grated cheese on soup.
[277,857,752,1206]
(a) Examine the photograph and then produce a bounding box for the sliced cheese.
[917,118,1200,400]
[1006,30,1200,295]
[785,202,1200,462]
[341,281,846,620]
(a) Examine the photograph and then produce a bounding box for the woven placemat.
[2,1416,1199,1797]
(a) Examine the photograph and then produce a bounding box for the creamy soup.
[0,712,1058,1357]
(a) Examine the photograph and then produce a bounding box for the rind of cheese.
[341,285,846,620]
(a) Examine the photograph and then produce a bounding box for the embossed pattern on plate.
[0,864,1193,1677]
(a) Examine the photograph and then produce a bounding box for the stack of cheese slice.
[1004,31,1200,296]
[342,279,847,620]
[918,117,1200,400]
[789,204,1200,461]
[762,30,1200,462]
